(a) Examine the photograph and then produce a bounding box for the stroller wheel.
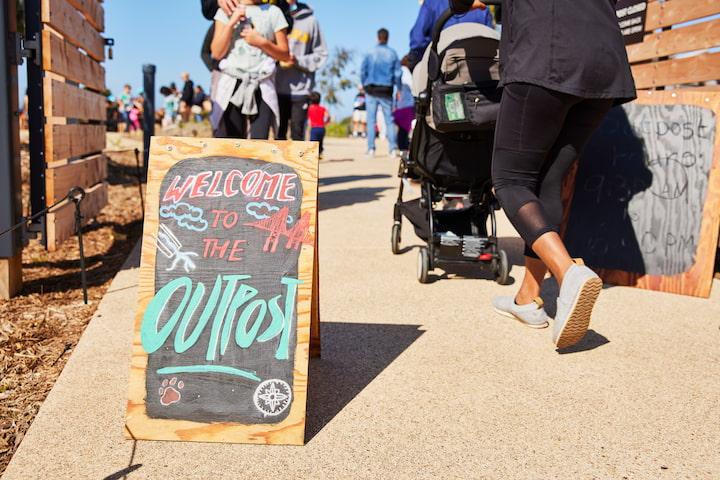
[494,250,510,285]
[417,247,431,284]
[391,223,402,255]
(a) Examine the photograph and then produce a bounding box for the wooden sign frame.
[126,137,320,445]
[563,90,720,298]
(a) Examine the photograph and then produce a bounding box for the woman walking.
[451,0,636,348]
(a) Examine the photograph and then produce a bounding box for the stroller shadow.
[320,174,392,187]
[305,322,424,442]
[319,187,391,211]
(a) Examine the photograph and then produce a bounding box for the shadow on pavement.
[556,329,610,354]
[319,187,391,211]
[320,174,391,187]
[305,322,424,442]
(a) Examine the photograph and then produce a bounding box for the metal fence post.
[142,64,156,176]
[0,0,23,298]
[24,0,46,246]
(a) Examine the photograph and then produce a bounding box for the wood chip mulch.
[0,147,145,474]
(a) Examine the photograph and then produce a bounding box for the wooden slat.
[42,30,105,92]
[631,51,720,89]
[45,124,105,163]
[45,154,107,204]
[42,0,104,61]
[46,181,108,251]
[646,0,720,31]
[43,77,105,120]
[628,18,720,64]
[65,0,104,32]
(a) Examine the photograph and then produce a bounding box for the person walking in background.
[160,86,179,128]
[276,0,328,141]
[210,0,290,139]
[408,0,494,70]
[393,55,415,152]
[307,91,329,157]
[352,86,367,138]
[118,84,133,133]
[180,73,195,123]
[192,85,208,121]
[361,28,402,158]
[450,0,635,348]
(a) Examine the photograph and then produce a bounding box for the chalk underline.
[157,365,261,382]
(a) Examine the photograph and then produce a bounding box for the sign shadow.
[305,322,424,442]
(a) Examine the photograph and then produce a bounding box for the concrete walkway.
[4,138,720,479]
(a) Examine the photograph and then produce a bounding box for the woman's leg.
[492,83,576,283]
[220,103,247,139]
[249,95,274,140]
[520,98,614,285]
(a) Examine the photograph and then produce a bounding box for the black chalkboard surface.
[564,93,719,297]
[127,137,319,445]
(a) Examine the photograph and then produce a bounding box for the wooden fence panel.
[45,124,106,163]
[43,78,105,120]
[45,154,107,204]
[41,30,105,91]
[41,0,107,250]
[632,52,720,89]
[646,0,720,31]
[42,0,104,61]
[46,181,108,251]
[65,0,104,32]
[627,17,720,63]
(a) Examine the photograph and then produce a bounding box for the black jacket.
[452,0,635,103]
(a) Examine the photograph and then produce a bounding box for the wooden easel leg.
[310,220,321,358]
[0,253,23,299]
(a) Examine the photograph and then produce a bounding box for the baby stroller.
[391,7,510,284]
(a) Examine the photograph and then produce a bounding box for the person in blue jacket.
[408,0,494,69]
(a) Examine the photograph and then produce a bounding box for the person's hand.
[228,4,246,25]
[241,25,266,48]
[450,0,486,13]
[279,54,297,69]
[218,0,240,16]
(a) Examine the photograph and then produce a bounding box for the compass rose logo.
[253,379,292,417]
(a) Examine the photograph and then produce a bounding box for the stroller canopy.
[412,23,500,98]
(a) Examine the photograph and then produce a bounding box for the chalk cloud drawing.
[253,379,292,417]
[246,201,294,224]
[159,377,184,406]
[160,202,209,232]
[156,224,200,273]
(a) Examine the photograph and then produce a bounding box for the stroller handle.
[432,1,502,55]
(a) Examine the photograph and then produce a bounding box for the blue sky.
[101,0,421,118]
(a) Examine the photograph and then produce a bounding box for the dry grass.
[0,144,145,474]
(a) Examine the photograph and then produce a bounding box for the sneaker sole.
[493,307,549,329]
[554,277,603,348]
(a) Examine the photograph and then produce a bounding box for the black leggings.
[492,83,613,258]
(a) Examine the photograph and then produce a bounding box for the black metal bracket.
[10,32,41,66]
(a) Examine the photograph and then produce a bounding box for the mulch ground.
[0,146,145,473]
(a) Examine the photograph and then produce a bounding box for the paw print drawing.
[158,377,184,406]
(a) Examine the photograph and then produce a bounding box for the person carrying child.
[209,0,291,139]
[307,91,329,158]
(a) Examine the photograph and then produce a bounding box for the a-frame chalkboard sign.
[126,137,319,445]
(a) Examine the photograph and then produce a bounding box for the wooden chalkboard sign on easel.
[563,90,720,298]
[126,137,319,445]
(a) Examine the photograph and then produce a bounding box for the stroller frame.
[391,5,509,284]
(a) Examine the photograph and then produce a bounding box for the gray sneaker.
[492,296,549,329]
[553,264,603,348]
